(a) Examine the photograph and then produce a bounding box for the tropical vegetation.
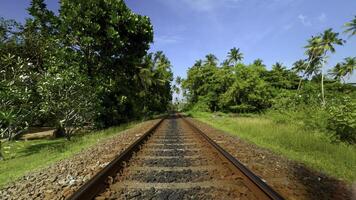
[180,16,356,145]
[0,0,173,160]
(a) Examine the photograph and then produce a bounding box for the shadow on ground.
[292,163,352,200]
[18,140,68,158]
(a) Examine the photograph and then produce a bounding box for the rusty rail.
[69,114,284,200]
[68,118,165,200]
[180,115,284,200]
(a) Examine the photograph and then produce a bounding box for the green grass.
[0,121,140,188]
[188,111,356,182]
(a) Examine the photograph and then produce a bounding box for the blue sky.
[1,0,355,81]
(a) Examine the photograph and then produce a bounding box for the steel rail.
[69,114,284,200]
[68,117,165,200]
[180,115,285,200]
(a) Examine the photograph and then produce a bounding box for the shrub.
[327,97,356,144]
[190,96,211,112]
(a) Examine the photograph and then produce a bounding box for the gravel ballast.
[1,116,353,200]
[0,119,161,200]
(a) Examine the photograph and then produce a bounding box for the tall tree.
[331,57,356,82]
[23,0,59,72]
[204,54,218,66]
[344,15,356,36]
[227,47,243,66]
[60,0,154,126]
[292,59,308,90]
[266,62,298,89]
[304,29,344,105]
[60,0,153,79]
[253,59,264,66]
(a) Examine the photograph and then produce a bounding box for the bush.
[190,97,211,112]
[327,97,356,144]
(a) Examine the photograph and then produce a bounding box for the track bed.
[70,115,283,200]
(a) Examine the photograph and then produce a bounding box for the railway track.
[69,114,284,200]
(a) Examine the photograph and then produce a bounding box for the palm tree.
[320,29,344,105]
[253,59,263,66]
[221,59,230,67]
[292,59,308,90]
[344,16,356,36]
[204,54,218,66]
[176,76,182,85]
[194,59,203,68]
[292,59,306,73]
[272,62,284,70]
[331,57,356,82]
[227,47,243,66]
[305,29,344,105]
[341,57,356,78]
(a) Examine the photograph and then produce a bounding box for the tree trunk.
[321,52,328,107]
[65,128,71,141]
[0,141,3,161]
[8,127,13,141]
[297,76,304,90]
[321,72,325,106]
[298,56,314,91]
[66,132,71,141]
[53,126,66,138]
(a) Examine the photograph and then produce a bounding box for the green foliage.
[0,54,38,140]
[330,57,356,82]
[60,0,153,79]
[0,0,172,144]
[190,96,212,112]
[182,51,298,113]
[327,97,356,144]
[37,67,97,140]
[219,64,272,112]
[226,47,243,66]
[182,27,354,144]
[344,15,356,36]
[136,52,174,115]
[303,29,345,105]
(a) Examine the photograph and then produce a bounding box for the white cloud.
[298,14,312,26]
[155,35,183,45]
[181,0,217,11]
[317,13,327,22]
[161,0,242,12]
[283,24,293,31]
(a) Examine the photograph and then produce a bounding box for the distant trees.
[136,52,173,114]
[181,16,356,144]
[266,62,299,89]
[182,52,298,113]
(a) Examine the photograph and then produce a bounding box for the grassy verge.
[188,111,356,182]
[0,121,140,187]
